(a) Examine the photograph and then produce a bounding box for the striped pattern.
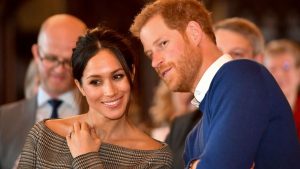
[18,121,173,169]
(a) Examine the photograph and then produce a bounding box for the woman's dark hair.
[72,26,136,89]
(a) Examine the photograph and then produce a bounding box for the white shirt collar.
[37,86,77,109]
[192,54,233,107]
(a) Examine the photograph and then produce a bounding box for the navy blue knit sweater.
[184,60,300,169]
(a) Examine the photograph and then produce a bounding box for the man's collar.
[37,86,77,108]
[192,54,233,107]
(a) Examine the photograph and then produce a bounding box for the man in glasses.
[0,14,86,169]
[213,17,265,63]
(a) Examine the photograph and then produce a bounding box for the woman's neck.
[85,111,132,142]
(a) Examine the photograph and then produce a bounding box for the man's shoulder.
[0,97,37,117]
[216,59,268,81]
[1,99,26,109]
[222,59,263,71]
[172,111,201,126]
[0,97,35,110]
[169,110,202,137]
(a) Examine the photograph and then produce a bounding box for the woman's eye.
[113,74,125,80]
[90,80,101,85]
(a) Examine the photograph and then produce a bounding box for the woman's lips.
[102,97,122,108]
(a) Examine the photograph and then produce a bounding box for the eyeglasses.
[39,55,71,69]
[38,49,71,69]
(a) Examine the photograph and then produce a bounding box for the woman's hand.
[66,121,101,158]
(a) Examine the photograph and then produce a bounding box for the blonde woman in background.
[24,59,40,99]
[149,80,196,141]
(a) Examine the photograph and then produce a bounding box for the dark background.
[1,0,300,122]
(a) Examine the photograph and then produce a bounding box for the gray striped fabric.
[18,121,173,169]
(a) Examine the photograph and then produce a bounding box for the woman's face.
[76,49,131,120]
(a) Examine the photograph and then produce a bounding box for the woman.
[18,26,173,168]
[149,80,195,141]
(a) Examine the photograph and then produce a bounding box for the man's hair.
[213,17,265,56]
[130,0,216,44]
[265,39,300,68]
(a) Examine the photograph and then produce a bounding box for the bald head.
[38,14,86,51]
[32,14,86,97]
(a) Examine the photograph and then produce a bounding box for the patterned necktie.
[48,99,63,119]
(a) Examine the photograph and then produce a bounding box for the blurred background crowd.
[1,0,300,124]
[1,0,300,168]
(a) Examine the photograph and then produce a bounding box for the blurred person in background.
[0,14,87,169]
[166,17,266,169]
[214,17,265,63]
[24,59,40,99]
[264,39,300,141]
[149,80,196,141]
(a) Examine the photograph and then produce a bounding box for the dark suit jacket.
[0,95,88,169]
[165,110,202,169]
[0,97,37,169]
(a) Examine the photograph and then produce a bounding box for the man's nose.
[151,52,163,68]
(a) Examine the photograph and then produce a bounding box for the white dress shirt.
[191,54,233,107]
[36,86,79,122]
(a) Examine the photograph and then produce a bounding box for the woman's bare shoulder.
[44,115,83,137]
[130,128,164,150]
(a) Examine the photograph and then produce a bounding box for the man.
[165,109,201,169]
[0,14,86,169]
[214,17,265,63]
[264,39,300,141]
[130,0,300,168]
[165,17,266,169]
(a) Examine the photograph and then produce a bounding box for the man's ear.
[75,79,86,96]
[185,21,203,46]
[31,44,40,64]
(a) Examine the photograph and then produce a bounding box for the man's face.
[140,15,202,92]
[36,31,76,96]
[215,29,254,60]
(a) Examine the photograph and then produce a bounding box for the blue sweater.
[184,60,300,169]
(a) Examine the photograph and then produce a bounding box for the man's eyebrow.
[153,37,162,46]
